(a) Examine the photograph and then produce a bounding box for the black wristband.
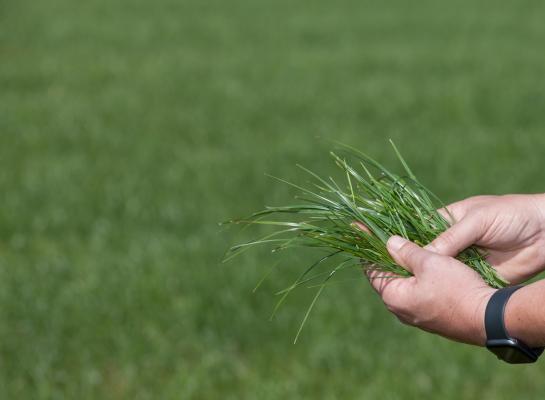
[484,285,523,341]
[484,285,544,363]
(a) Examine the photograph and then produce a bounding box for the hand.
[368,236,496,346]
[428,194,545,284]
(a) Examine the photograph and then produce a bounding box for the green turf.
[2,0,545,398]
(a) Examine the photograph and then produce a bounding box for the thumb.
[425,217,483,257]
[387,236,438,276]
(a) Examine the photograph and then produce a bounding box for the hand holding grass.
[368,194,545,347]
[224,142,508,342]
[429,194,545,284]
[367,235,495,346]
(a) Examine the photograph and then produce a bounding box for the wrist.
[489,283,544,348]
[502,286,538,347]
[472,288,496,346]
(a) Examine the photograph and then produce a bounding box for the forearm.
[504,279,545,347]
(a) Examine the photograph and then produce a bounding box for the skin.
[364,194,545,347]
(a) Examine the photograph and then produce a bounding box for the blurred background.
[2,0,545,398]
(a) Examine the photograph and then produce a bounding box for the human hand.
[368,236,496,346]
[428,194,545,285]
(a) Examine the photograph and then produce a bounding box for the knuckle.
[472,195,495,202]
[382,288,410,312]
[439,230,455,248]
[401,244,432,270]
[382,293,401,312]
[394,312,419,327]
[421,255,438,269]
[382,293,395,309]
[400,243,419,261]
[467,195,488,204]
[434,231,458,255]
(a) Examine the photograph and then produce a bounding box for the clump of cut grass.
[223,141,507,341]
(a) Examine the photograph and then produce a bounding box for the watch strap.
[484,285,523,341]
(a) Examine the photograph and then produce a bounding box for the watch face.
[487,340,538,364]
[488,346,534,364]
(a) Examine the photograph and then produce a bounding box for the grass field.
[2,0,545,398]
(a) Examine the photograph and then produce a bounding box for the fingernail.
[387,235,407,252]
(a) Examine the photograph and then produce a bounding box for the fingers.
[437,206,458,223]
[366,236,449,326]
[438,200,471,223]
[426,217,483,257]
[387,235,437,276]
[366,268,398,292]
[365,267,415,310]
[438,195,493,224]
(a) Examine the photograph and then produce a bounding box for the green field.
[2,0,545,398]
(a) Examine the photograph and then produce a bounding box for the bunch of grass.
[223,141,507,341]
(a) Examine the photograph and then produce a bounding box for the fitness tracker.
[484,285,544,364]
